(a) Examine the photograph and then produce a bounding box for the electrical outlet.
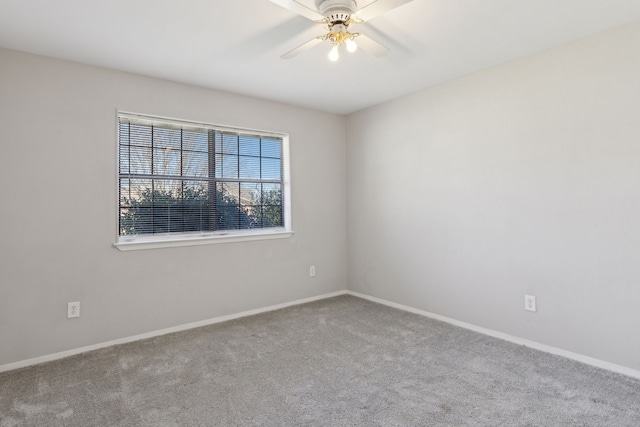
[68,301,80,318]
[309,266,316,277]
[524,295,536,312]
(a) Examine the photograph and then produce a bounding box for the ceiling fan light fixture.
[328,44,340,62]
[273,0,402,60]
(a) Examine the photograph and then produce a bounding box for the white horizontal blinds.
[118,115,283,237]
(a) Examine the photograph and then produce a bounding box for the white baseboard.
[4,289,639,381]
[346,291,640,381]
[0,290,348,374]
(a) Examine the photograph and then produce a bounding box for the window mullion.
[151,125,155,232]
[180,128,184,234]
[208,130,217,231]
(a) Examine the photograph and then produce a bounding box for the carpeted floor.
[1,295,639,426]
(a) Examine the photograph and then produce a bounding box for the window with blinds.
[117,113,289,246]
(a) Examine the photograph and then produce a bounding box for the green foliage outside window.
[119,185,282,236]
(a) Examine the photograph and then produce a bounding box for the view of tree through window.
[118,115,284,238]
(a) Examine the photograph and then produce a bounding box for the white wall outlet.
[524,295,536,312]
[67,301,80,318]
[309,266,316,277]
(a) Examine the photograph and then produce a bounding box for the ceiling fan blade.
[355,34,389,57]
[354,0,414,22]
[281,36,326,59]
[270,0,325,22]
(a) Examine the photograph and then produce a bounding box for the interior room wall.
[0,48,347,367]
[346,21,640,371]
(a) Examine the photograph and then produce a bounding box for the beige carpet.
[1,295,639,426]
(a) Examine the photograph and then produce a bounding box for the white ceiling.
[1,0,640,114]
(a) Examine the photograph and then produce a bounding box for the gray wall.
[346,21,640,371]
[0,48,347,366]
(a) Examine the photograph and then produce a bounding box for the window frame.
[114,111,292,251]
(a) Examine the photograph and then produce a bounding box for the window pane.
[119,145,130,174]
[216,206,256,230]
[239,135,260,156]
[119,178,131,207]
[218,182,240,206]
[128,179,153,204]
[244,206,260,229]
[261,205,283,227]
[153,127,181,150]
[129,123,152,147]
[183,181,210,232]
[261,158,281,180]
[261,138,281,158]
[119,122,130,143]
[151,181,187,233]
[183,180,208,200]
[152,179,182,203]
[216,154,238,179]
[129,146,152,175]
[153,147,180,176]
[217,206,240,230]
[239,155,260,179]
[182,150,208,178]
[123,179,153,235]
[240,182,261,206]
[120,206,153,235]
[119,207,134,235]
[152,204,182,234]
[261,183,282,206]
[183,203,209,232]
[183,130,208,152]
[216,133,238,154]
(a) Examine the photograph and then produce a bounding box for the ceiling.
[1,0,640,114]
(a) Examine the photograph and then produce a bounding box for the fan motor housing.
[318,0,357,23]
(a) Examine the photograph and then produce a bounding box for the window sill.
[114,230,293,251]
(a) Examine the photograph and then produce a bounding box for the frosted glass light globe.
[346,38,358,53]
[328,45,340,62]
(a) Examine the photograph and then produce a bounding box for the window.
[116,112,291,250]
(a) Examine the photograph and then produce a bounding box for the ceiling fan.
[271,0,414,61]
